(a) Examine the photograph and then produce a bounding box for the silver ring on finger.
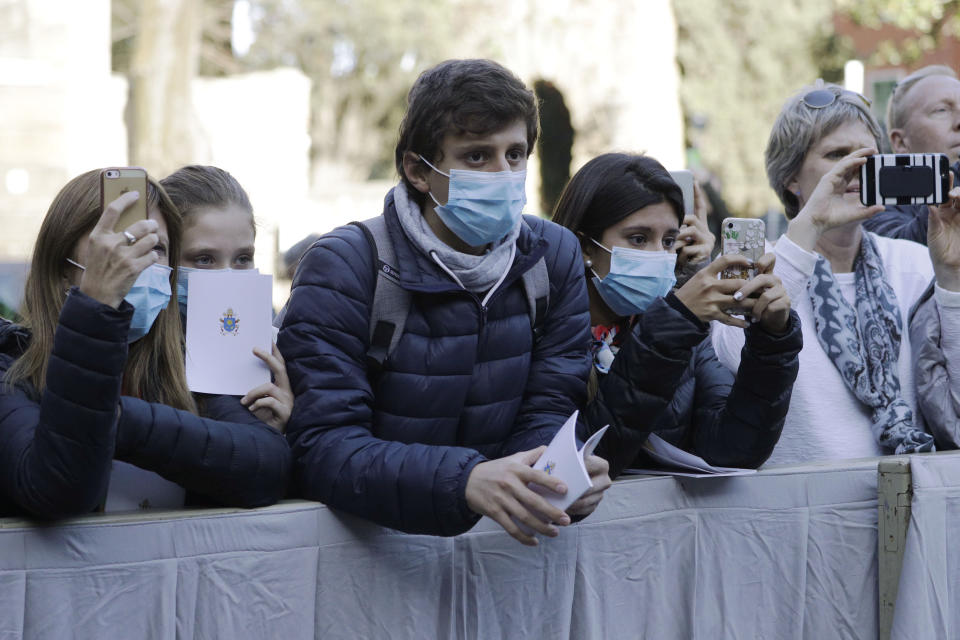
[123,231,137,246]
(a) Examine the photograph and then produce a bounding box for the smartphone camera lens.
[105,170,119,179]
[727,222,734,229]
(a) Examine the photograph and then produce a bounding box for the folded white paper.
[104,461,186,512]
[623,433,757,478]
[185,270,273,395]
[530,411,609,511]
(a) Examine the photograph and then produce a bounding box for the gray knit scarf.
[393,182,520,293]
[808,231,935,454]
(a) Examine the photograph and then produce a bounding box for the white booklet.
[185,270,273,395]
[623,433,757,478]
[103,461,186,512]
[530,410,609,511]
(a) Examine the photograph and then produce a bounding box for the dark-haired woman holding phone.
[553,153,802,477]
[0,170,290,518]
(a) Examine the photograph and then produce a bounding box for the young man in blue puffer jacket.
[278,59,611,544]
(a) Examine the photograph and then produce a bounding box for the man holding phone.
[864,65,960,243]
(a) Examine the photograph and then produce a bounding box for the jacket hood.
[0,318,30,359]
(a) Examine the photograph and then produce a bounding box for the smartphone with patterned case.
[860,153,949,207]
[100,167,148,234]
[720,217,764,279]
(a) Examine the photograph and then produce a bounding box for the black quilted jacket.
[584,293,802,478]
[0,290,290,518]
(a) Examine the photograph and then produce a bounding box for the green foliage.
[0,299,18,323]
[837,0,960,66]
[674,0,834,216]
[243,0,455,180]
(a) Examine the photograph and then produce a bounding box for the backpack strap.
[519,216,550,342]
[520,256,549,342]
[350,217,410,369]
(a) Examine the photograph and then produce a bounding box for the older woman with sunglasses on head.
[712,82,960,464]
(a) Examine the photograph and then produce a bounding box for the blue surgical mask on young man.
[419,155,526,247]
[67,258,172,342]
[589,239,677,317]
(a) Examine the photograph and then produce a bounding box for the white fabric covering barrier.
[0,459,881,639]
[891,452,960,639]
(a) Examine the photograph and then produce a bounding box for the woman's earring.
[584,258,593,268]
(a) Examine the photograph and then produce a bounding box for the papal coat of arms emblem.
[219,308,240,336]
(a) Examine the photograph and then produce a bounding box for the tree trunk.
[127,0,200,176]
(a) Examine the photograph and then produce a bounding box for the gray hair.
[765,82,882,219]
[886,64,958,132]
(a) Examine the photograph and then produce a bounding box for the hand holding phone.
[728,252,792,335]
[78,190,160,308]
[861,153,950,207]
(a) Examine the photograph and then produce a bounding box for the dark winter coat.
[0,289,290,519]
[278,189,591,536]
[585,293,802,478]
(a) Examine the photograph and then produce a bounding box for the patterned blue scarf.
[808,232,935,454]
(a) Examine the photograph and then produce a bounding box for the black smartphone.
[860,153,949,207]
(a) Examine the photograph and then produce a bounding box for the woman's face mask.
[589,239,677,317]
[419,155,526,247]
[67,258,172,343]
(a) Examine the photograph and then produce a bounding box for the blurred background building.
[1,0,959,314]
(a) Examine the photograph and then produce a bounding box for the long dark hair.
[552,153,684,244]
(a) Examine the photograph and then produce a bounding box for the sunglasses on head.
[802,88,873,110]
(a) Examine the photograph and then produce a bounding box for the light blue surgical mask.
[176,266,259,316]
[65,258,172,342]
[126,263,172,343]
[176,266,198,316]
[590,239,677,316]
[419,155,526,247]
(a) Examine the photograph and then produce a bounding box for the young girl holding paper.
[0,170,290,518]
[552,154,803,478]
[161,165,293,432]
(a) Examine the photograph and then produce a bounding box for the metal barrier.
[878,457,912,640]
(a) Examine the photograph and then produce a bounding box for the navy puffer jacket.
[0,289,291,518]
[585,293,802,478]
[279,189,591,536]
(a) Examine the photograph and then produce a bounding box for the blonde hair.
[887,65,958,133]
[5,170,195,411]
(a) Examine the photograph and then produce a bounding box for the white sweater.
[711,232,933,466]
